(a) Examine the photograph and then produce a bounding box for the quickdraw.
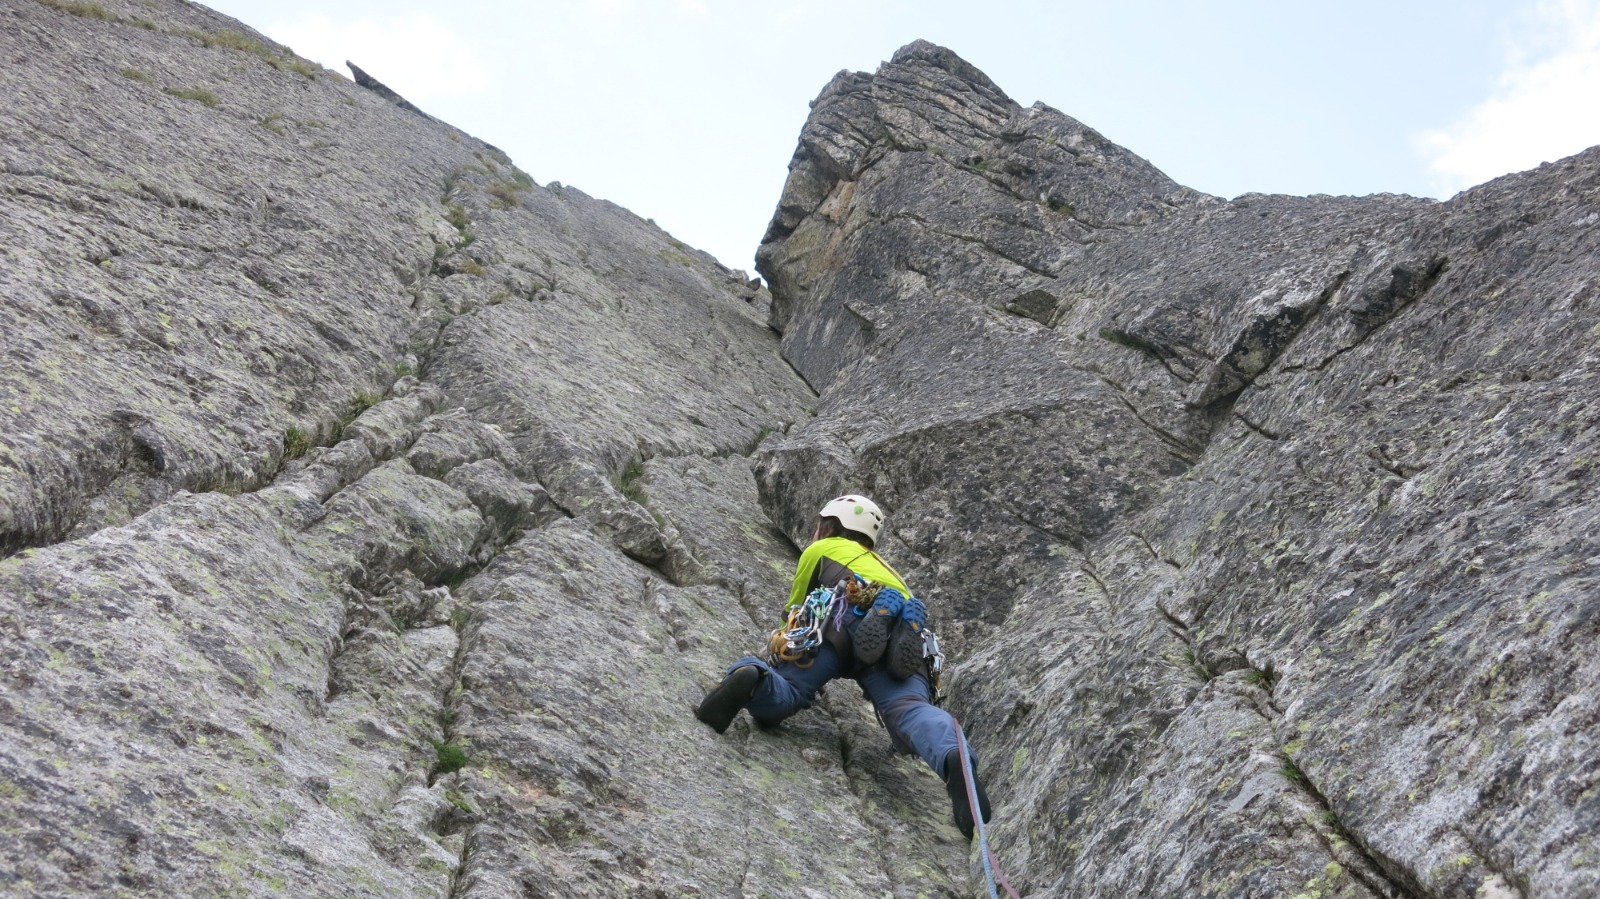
[767,587,837,667]
[923,627,948,704]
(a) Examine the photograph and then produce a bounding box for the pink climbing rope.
[953,718,1022,899]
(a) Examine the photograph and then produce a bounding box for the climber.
[694,494,993,839]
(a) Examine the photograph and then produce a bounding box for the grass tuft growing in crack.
[162,85,219,107]
[34,2,318,75]
[176,26,320,77]
[486,182,517,208]
[429,737,468,781]
[339,390,384,430]
[615,460,646,504]
[1279,756,1309,786]
[282,426,312,460]
[35,0,115,20]
[483,168,536,209]
[743,424,778,455]
[429,599,476,788]
[444,202,472,240]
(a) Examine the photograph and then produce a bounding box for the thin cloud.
[264,12,490,104]
[1416,0,1600,196]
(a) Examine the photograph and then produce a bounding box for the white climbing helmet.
[818,494,885,543]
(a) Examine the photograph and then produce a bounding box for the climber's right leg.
[696,645,843,732]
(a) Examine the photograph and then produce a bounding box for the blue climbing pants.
[728,646,969,780]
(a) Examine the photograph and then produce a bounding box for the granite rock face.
[1,3,968,897]
[757,38,1599,899]
[2,4,1596,898]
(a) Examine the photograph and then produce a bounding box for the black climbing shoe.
[886,597,928,680]
[853,590,903,666]
[944,749,992,841]
[695,666,761,734]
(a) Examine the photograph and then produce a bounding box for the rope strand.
[954,719,1022,899]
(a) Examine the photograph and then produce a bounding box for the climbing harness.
[954,718,1022,899]
[768,587,836,666]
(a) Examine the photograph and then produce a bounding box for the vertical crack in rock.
[819,702,905,896]
[1278,752,1428,899]
[444,821,477,899]
[429,600,472,788]
[430,592,482,897]
[1452,825,1532,899]
[1155,601,1226,684]
[1236,653,1426,899]
[725,576,770,634]
[1096,376,1206,465]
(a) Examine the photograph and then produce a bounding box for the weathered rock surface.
[0,2,962,897]
[2,4,1597,898]
[758,38,1599,899]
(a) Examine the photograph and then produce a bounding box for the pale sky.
[203,0,1600,274]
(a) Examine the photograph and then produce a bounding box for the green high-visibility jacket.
[786,536,910,610]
